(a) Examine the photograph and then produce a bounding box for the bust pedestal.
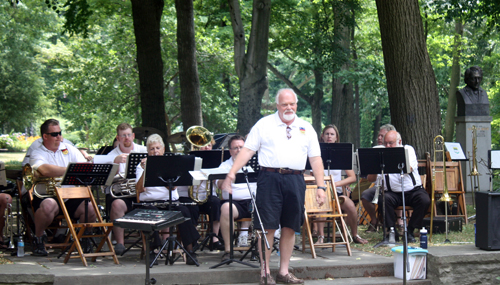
[455,116,492,193]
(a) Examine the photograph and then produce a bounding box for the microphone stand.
[398,163,409,285]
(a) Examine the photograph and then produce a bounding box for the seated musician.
[105,123,147,255]
[216,135,256,262]
[135,134,200,265]
[367,130,430,243]
[177,138,224,251]
[312,125,368,244]
[0,193,13,247]
[29,119,96,256]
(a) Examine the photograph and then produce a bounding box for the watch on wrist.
[317,186,327,191]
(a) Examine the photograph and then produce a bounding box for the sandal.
[315,235,324,245]
[353,235,368,244]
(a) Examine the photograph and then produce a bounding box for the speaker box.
[476,191,500,250]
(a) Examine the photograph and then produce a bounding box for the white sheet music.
[189,166,254,181]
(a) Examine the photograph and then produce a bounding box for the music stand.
[358,147,411,281]
[58,163,117,258]
[189,149,230,252]
[358,147,410,248]
[144,155,202,267]
[125,153,148,179]
[209,171,260,269]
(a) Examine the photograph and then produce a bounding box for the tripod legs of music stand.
[150,233,200,267]
[210,195,258,269]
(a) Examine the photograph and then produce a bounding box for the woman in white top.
[314,125,368,244]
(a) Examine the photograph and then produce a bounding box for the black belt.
[260,167,305,175]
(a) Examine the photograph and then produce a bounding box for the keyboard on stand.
[113,209,187,232]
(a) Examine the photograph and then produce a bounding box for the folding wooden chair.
[55,186,119,266]
[302,175,352,258]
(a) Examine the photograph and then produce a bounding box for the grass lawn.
[0,152,25,169]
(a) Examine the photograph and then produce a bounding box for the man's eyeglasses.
[231,146,243,151]
[286,126,292,140]
[47,131,62,137]
[119,134,133,138]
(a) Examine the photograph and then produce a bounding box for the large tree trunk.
[131,0,168,146]
[375,0,441,158]
[331,5,355,144]
[175,0,203,129]
[444,20,463,142]
[228,0,271,135]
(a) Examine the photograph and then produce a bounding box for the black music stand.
[58,163,117,258]
[358,147,411,281]
[126,153,148,179]
[144,155,201,267]
[189,149,230,252]
[209,171,260,269]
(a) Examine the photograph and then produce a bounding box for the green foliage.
[0,1,56,132]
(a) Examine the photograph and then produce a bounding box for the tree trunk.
[311,69,324,135]
[131,0,168,146]
[331,5,355,144]
[228,0,271,135]
[375,0,441,158]
[444,20,463,142]
[175,0,203,129]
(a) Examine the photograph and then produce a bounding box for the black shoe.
[32,236,48,256]
[407,233,416,243]
[81,238,93,254]
[186,251,198,265]
[210,241,225,251]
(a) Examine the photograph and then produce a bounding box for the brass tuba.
[22,164,61,199]
[186,126,213,148]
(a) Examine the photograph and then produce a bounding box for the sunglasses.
[47,131,62,137]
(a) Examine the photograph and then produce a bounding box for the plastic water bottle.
[420,227,428,249]
[388,227,396,245]
[17,236,24,257]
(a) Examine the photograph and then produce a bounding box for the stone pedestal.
[455,116,492,192]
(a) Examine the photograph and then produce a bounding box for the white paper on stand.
[189,166,254,181]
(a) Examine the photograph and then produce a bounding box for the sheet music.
[189,166,254,181]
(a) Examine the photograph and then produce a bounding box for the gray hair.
[275,88,298,104]
[380,124,396,132]
[146,134,164,148]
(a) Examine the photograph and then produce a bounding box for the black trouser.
[380,186,430,234]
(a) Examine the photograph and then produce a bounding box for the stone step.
[238,276,431,285]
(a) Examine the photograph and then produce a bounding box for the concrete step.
[238,276,431,285]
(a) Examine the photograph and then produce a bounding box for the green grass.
[0,152,25,169]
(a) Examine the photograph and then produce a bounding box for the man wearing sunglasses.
[29,119,95,256]
[105,123,147,255]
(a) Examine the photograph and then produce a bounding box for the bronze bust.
[456,66,490,116]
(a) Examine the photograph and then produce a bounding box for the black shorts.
[221,199,252,219]
[32,196,86,220]
[253,171,306,232]
[106,194,135,215]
